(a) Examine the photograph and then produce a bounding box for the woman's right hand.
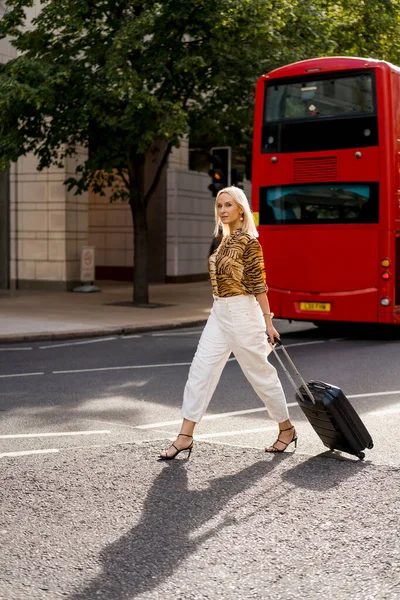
[266,323,280,345]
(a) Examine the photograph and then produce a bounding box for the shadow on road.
[68,455,290,600]
[282,321,400,342]
[281,452,368,491]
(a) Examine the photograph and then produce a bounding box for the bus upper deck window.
[265,71,375,123]
[300,84,317,100]
[262,70,377,153]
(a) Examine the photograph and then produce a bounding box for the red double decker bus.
[252,56,400,326]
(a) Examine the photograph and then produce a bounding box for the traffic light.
[208,147,231,197]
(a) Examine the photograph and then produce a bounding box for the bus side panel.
[251,77,266,214]
[394,73,400,323]
[376,66,394,230]
[396,236,400,313]
[392,71,400,223]
[378,229,397,323]
[384,70,400,324]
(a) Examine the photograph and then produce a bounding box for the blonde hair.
[214,186,258,238]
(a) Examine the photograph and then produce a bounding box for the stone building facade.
[4,140,220,291]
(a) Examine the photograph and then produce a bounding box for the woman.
[159,186,296,459]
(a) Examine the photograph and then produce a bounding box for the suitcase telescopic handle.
[268,337,316,405]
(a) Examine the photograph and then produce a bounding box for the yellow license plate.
[300,302,331,312]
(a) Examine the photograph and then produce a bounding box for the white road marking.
[151,336,345,346]
[0,430,111,439]
[121,334,142,339]
[278,340,327,348]
[0,347,32,352]
[348,390,400,399]
[1,449,59,458]
[136,408,267,429]
[136,402,299,430]
[367,405,400,417]
[53,357,236,375]
[79,418,139,430]
[151,330,203,337]
[195,426,278,439]
[50,338,346,376]
[136,389,400,431]
[0,372,44,379]
[54,362,192,374]
[39,337,117,349]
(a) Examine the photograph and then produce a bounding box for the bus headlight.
[380,298,390,306]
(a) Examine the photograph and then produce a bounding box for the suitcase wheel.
[357,452,365,460]
[367,441,374,450]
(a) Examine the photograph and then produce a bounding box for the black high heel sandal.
[158,434,194,461]
[265,426,298,453]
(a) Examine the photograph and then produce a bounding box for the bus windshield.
[259,183,379,225]
[266,72,374,122]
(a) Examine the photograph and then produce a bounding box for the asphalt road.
[1,320,400,599]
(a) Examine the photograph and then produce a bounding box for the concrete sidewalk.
[0,281,213,342]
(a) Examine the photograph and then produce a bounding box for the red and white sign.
[80,246,95,282]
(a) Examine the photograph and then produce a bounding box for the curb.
[0,319,208,344]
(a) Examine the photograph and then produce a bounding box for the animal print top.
[208,229,268,297]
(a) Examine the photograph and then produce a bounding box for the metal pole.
[0,169,10,290]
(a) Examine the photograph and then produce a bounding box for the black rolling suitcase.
[271,339,374,460]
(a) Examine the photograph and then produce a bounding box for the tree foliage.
[0,0,400,302]
[326,0,400,61]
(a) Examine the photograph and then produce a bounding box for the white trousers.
[182,294,289,424]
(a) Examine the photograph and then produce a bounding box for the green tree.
[0,0,292,304]
[327,0,400,62]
